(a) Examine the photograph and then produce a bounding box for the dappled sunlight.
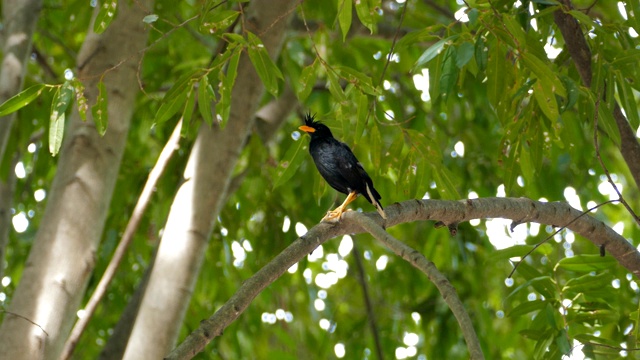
[12,212,28,233]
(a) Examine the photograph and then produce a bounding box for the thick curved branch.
[554,0,640,188]
[166,197,638,359]
[354,212,484,360]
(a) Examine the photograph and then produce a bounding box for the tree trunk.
[121,1,296,358]
[0,0,43,282]
[0,0,42,162]
[0,1,152,358]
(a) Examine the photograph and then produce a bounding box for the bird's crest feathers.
[304,113,321,127]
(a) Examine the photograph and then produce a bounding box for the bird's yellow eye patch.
[299,125,316,133]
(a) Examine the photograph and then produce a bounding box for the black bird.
[299,114,386,222]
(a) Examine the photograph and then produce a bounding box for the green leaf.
[405,129,442,163]
[297,61,318,101]
[91,81,108,136]
[508,299,547,317]
[432,165,460,199]
[156,69,204,124]
[182,85,196,126]
[247,32,283,96]
[52,82,74,118]
[337,0,352,41]
[370,123,381,168]
[519,142,535,186]
[511,262,557,299]
[502,14,527,47]
[562,272,613,295]
[521,52,566,97]
[559,75,579,113]
[143,14,158,24]
[414,35,459,70]
[219,46,241,127]
[456,42,474,68]
[555,255,617,272]
[49,111,65,156]
[396,27,441,52]
[156,87,188,124]
[49,82,75,156]
[273,139,308,189]
[534,332,555,360]
[0,84,46,117]
[198,75,214,127]
[615,70,639,129]
[354,93,368,145]
[354,0,378,33]
[503,140,520,196]
[335,66,379,96]
[568,10,597,28]
[326,69,347,103]
[439,46,457,100]
[94,0,118,34]
[474,36,488,72]
[507,275,557,302]
[487,245,535,263]
[599,104,621,145]
[486,43,506,107]
[72,79,88,121]
[533,79,559,122]
[201,10,239,35]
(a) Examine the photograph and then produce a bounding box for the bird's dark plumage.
[299,113,385,221]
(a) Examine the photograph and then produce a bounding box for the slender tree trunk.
[0,0,42,162]
[0,0,43,282]
[0,155,17,282]
[0,1,152,359]
[121,1,296,358]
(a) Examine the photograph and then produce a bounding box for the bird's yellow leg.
[322,191,357,222]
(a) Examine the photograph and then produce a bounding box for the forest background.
[0,0,639,359]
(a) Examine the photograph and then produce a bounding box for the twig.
[508,199,618,278]
[592,96,640,226]
[59,119,183,360]
[0,311,48,337]
[352,241,384,360]
[352,212,485,360]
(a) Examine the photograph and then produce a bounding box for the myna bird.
[299,113,386,222]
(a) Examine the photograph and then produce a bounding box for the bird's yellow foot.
[321,208,353,223]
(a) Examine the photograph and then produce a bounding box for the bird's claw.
[321,210,342,223]
[321,208,353,223]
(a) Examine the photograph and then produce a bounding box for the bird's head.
[299,113,333,138]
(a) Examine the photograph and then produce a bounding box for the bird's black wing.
[335,141,381,204]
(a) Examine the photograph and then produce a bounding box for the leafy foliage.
[1,0,639,359]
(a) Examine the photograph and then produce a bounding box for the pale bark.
[0,155,17,282]
[121,1,297,358]
[0,0,43,282]
[0,1,152,359]
[0,0,42,163]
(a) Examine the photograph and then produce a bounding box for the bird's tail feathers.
[365,183,387,219]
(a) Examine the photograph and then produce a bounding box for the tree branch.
[353,212,483,360]
[166,197,638,359]
[352,241,384,360]
[554,0,640,188]
[59,119,183,360]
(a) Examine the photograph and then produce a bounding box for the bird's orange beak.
[299,125,316,133]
